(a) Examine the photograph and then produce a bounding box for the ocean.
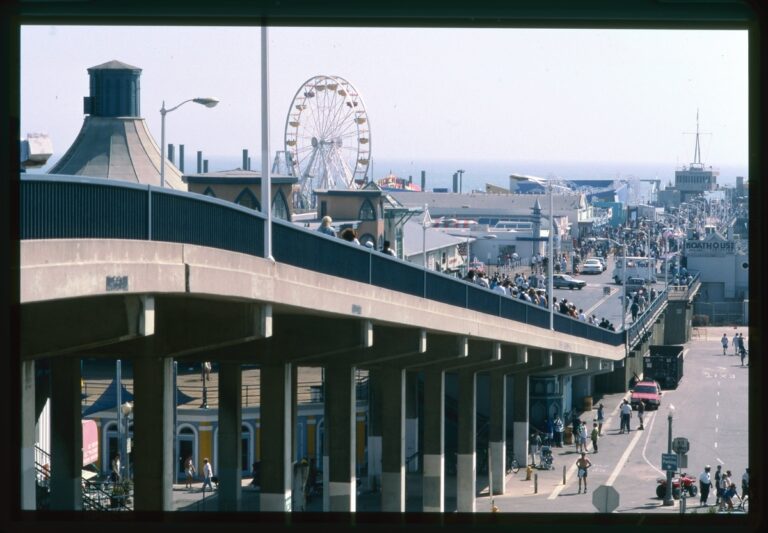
[31,155,747,190]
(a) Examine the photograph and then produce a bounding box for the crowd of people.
[698,464,749,512]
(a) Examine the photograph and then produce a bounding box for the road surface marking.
[640,412,664,476]
[606,424,645,486]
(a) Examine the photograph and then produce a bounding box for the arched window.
[272,190,290,221]
[235,188,261,211]
[359,199,376,221]
[202,187,217,198]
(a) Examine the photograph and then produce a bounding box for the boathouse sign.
[685,233,734,256]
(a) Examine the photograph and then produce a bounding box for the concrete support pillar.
[512,372,530,468]
[405,371,419,473]
[325,365,356,512]
[380,367,405,512]
[366,369,383,493]
[456,369,476,513]
[488,371,506,495]
[259,362,293,511]
[49,357,82,510]
[421,369,445,512]
[21,360,37,510]
[133,356,174,511]
[217,361,242,512]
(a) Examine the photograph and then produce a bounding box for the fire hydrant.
[525,465,533,480]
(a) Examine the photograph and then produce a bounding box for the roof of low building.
[48,116,186,189]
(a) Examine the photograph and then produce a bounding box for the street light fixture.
[160,97,220,188]
[664,404,675,506]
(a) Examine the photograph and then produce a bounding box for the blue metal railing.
[20,175,645,348]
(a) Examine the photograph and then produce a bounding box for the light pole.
[548,180,554,330]
[121,401,133,480]
[160,97,220,188]
[664,404,675,506]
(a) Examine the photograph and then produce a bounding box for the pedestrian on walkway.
[620,400,632,433]
[578,421,589,453]
[544,417,554,445]
[699,465,712,506]
[596,403,605,436]
[637,401,645,430]
[184,456,196,489]
[732,331,739,355]
[714,465,723,506]
[576,453,592,494]
[590,423,599,453]
[553,415,564,447]
[721,333,729,355]
[201,458,214,492]
[737,333,746,361]
[529,432,542,466]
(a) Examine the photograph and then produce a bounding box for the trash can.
[583,396,593,412]
[564,427,573,445]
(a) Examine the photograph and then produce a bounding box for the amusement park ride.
[278,75,372,209]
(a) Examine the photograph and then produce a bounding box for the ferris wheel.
[284,75,371,208]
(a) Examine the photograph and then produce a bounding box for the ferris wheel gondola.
[284,75,371,209]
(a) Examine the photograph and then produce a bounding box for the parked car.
[630,380,662,410]
[595,256,607,270]
[581,259,604,274]
[625,277,647,289]
[552,273,586,290]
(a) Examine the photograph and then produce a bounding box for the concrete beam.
[217,361,242,512]
[48,357,82,510]
[422,369,445,512]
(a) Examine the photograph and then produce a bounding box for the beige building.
[185,169,298,221]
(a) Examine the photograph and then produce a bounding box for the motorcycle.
[656,472,698,499]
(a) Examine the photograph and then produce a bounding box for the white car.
[581,259,603,274]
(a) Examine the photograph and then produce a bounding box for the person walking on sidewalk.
[732,331,739,355]
[553,415,564,447]
[529,432,542,467]
[721,333,729,355]
[596,403,605,436]
[590,423,599,453]
[201,458,214,492]
[620,400,632,433]
[699,465,712,506]
[576,453,592,494]
[637,401,645,430]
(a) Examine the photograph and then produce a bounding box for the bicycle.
[735,493,748,512]
[506,452,520,474]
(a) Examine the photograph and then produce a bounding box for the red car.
[630,380,662,410]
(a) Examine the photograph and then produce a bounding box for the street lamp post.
[159,97,220,188]
[664,404,675,506]
[548,180,554,330]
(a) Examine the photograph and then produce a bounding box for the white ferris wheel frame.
[283,75,371,205]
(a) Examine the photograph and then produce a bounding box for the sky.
[20,25,749,183]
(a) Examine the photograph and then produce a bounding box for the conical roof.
[48,116,185,188]
[48,59,186,189]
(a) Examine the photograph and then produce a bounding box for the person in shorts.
[576,452,592,494]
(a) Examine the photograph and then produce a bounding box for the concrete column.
[456,369,476,513]
[133,356,174,511]
[512,372,530,468]
[217,361,242,511]
[49,357,82,510]
[380,367,405,512]
[21,360,36,510]
[366,369,383,493]
[325,365,356,512]
[488,371,506,495]
[259,362,293,511]
[405,371,419,473]
[421,369,444,512]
